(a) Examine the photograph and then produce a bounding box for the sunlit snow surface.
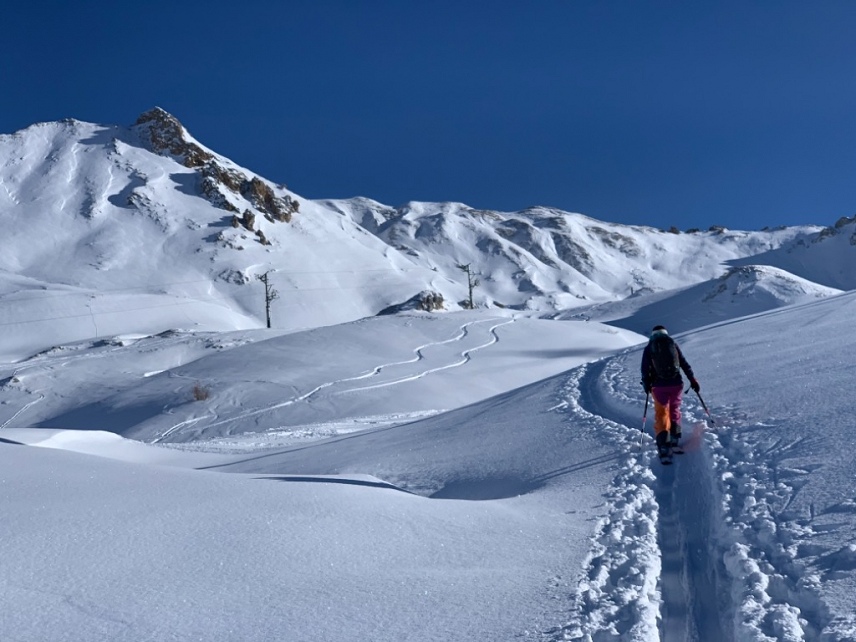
[3,295,856,641]
[2,116,856,641]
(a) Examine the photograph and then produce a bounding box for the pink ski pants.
[652,384,683,435]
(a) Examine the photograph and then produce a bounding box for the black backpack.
[649,334,680,380]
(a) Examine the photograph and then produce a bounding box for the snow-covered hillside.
[0,312,641,443]
[322,197,855,311]
[554,264,843,335]
[0,110,446,359]
[2,109,856,642]
[3,289,856,641]
[3,109,855,360]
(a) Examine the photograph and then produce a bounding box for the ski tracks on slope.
[0,394,44,431]
[154,318,515,442]
[542,361,662,641]
[705,422,854,641]
[337,317,514,392]
[549,354,852,641]
[543,357,731,642]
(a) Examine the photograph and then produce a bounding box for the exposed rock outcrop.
[134,107,213,168]
[133,107,300,236]
[377,291,446,315]
[241,177,299,223]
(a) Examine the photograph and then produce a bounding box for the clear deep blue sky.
[4,1,856,230]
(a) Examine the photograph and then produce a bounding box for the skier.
[640,325,699,461]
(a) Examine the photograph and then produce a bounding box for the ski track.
[541,362,661,641]
[338,318,514,392]
[1,178,19,205]
[0,394,44,430]
[553,352,850,642]
[654,421,731,642]
[155,318,513,441]
[543,357,733,641]
[7,316,849,639]
[705,417,850,641]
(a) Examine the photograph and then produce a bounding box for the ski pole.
[686,386,715,426]
[641,393,650,432]
[695,391,715,426]
[640,392,650,451]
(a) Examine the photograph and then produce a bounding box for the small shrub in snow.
[192,383,210,401]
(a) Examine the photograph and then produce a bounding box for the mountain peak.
[133,107,213,167]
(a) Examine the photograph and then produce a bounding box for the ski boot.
[656,431,673,464]
[670,424,684,454]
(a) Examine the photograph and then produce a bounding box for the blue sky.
[4,0,856,230]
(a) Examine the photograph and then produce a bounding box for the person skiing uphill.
[640,325,699,461]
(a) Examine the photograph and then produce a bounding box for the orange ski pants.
[651,384,683,436]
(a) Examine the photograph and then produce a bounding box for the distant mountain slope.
[0,109,446,358]
[727,216,856,290]
[1,109,853,358]
[321,197,845,312]
[554,264,844,334]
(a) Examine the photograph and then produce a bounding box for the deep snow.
[2,111,856,642]
[4,293,856,640]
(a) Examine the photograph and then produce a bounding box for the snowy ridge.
[552,264,843,335]
[323,197,849,314]
[702,265,840,306]
[0,112,443,360]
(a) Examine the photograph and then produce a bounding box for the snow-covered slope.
[555,263,843,334]
[3,288,856,641]
[322,197,844,311]
[0,110,446,360]
[728,215,856,290]
[3,109,855,362]
[3,109,856,642]
[1,311,641,443]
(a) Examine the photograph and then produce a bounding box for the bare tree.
[257,271,279,328]
[456,263,480,309]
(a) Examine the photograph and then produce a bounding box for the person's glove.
[690,378,700,393]
[641,379,652,394]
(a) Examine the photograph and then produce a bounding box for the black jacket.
[641,333,695,388]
